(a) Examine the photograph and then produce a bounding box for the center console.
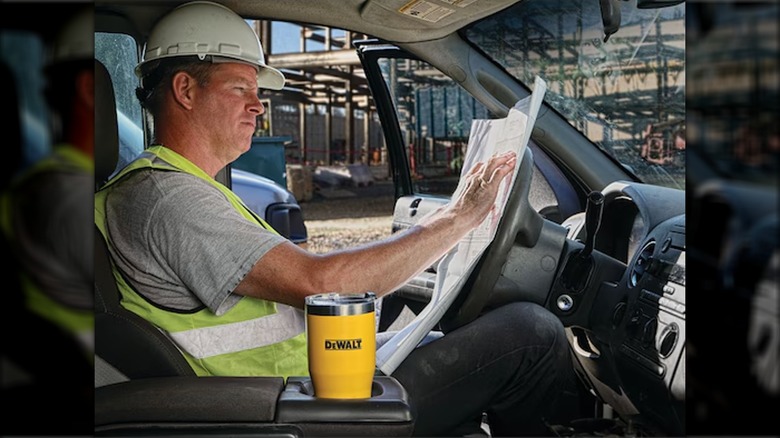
[616,213,686,432]
[276,375,414,437]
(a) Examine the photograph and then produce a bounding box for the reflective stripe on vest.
[94,145,308,377]
[1,144,94,355]
[168,303,305,359]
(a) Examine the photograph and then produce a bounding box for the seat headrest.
[94,59,118,189]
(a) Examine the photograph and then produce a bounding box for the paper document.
[376,77,548,375]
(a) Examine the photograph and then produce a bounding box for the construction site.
[223,21,378,202]
[241,4,687,199]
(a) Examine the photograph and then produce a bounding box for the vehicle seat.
[94,59,194,384]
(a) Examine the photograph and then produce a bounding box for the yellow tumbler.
[305,292,376,399]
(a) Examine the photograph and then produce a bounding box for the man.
[95,2,575,435]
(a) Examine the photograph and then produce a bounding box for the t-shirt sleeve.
[146,173,288,314]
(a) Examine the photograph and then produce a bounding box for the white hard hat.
[135,1,285,90]
[49,7,94,66]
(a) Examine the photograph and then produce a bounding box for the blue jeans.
[390,302,576,437]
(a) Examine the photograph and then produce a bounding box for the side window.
[377,57,491,196]
[95,32,144,173]
[376,57,566,221]
[252,21,396,253]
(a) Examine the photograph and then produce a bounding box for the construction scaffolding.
[466,2,686,154]
[251,21,385,169]
[253,2,688,185]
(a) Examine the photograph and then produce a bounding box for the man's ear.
[171,71,196,110]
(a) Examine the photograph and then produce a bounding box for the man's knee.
[486,301,567,351]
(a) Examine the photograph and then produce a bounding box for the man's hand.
[447,150,518,228]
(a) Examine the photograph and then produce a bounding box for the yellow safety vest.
[1,144,94,354]
[94,145,308,377]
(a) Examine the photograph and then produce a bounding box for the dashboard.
[557,181,686,435]
[562,194,646,264]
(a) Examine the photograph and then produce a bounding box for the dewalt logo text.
[324,339,363,350]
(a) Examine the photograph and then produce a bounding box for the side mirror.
[266,202,308,245]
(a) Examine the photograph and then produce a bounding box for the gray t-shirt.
[104,166,287,315]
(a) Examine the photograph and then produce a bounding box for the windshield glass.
[464,0,685,189]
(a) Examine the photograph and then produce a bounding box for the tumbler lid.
[305,292,375,316]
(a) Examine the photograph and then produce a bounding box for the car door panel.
[387,194,449,305]
[391,194,447,233]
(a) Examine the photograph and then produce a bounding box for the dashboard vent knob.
[630,240,656,287]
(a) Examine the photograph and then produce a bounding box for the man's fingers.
[464,151,517,193]
[482,152,517,185]
[467,161,486,176]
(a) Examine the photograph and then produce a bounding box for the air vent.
[630,240,656,287]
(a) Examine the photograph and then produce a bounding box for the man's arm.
[234,151,517,308]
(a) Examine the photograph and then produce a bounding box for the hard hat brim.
[212,56,285,90]
[257,65,286,91]
[136,55,286,91]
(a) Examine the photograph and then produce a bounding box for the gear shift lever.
[580,191,604,259]
[560,191,605,294]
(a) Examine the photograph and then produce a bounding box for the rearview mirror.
[599,0,621,43]
[599,0,684,42]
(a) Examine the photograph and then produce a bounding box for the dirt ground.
[299,180,397,254]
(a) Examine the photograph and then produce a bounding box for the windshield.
[464,0,685,189]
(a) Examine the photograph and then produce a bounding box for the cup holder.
[276,375,412,424]
[287,377,387,399]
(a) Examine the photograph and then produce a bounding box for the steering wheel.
[439,147,545,333]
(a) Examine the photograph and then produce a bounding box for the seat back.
[93,59,194,385]
[94,226,196,383]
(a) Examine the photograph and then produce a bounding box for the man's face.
[194,62,264,163]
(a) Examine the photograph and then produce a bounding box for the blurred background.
[1,1,94,436]
[685,1,778,436]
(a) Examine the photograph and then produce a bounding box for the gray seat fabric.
[94,355,128,387]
